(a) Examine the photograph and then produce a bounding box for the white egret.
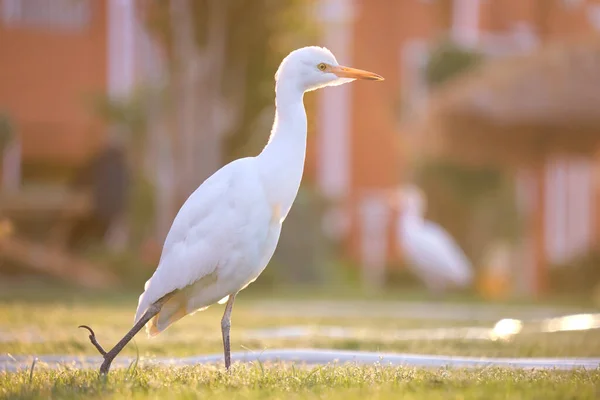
[80,46,383,374]
[393,185,473,295]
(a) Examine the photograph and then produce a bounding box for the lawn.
[1,283,599,399]
[3,364,599,400]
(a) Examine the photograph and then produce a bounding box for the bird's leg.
[79,295,170,375]
[221,293,237,370]
[79,304,160,374]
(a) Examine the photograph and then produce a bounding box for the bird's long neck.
[257,82,307,219]
[399,209,424,229]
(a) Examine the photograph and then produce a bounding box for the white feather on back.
[135,157,274,330]
[399,218,473,288]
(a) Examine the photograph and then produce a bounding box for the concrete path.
[0,325,494,344]
[243,325,494,341]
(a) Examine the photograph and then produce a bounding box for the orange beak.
[329,65,384,81]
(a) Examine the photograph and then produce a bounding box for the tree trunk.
[169,0,199,197]
[532,161,547,296]
[168,0,244,197]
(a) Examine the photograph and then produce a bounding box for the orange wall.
[0,0,108,167]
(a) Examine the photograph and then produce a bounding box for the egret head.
[275,46,383,93]
[394,184,427,218]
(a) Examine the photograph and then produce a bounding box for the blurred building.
[3,0,600,294]
[0,0,161,172]
[0,0,163,287]
[312,0,600,293]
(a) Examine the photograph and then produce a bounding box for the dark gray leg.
[221,293,237,370]
[79,295,170,375]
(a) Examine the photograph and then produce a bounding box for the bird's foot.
[79,325,117,374]
[78,325,107,356]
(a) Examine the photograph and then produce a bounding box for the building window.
[1,0,91,30]
[562,0,584,9]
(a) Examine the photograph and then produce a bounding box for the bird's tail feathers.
[134,293,150,326]
[147,297,188,337]
[452,260,474,288]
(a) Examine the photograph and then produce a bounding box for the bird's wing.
[401,220,473,286]
[135,157,272,323]
[421,221,473,285]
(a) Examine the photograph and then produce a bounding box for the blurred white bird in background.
[79,46,383,374]
[392,185,474,296]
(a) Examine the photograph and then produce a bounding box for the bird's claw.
[78,324,95,336]
[78,324,107,356]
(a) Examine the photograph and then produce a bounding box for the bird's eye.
[317,63,327,71]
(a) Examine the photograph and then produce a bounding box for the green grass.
[2,364,599,400]
[1,289,599,359]
[1,284,600,399]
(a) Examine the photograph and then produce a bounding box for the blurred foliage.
[414,160,521,265]
[222,0,318,161]
[88,86,166,164]
[385,262,425,290]
[425,39,483,88]
[549,250,600,296]
[85,245,154,288]
[144,0,318,161]
[90,95,145,145]
[88,89,159,248]
[128,175,156,248]
[271,186,339,286]
[409,40,519,266]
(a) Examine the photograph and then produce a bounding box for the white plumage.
[395,185,474,293]
[81,46,382,374]
[136,158,275,334]
[134,47,383,336]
